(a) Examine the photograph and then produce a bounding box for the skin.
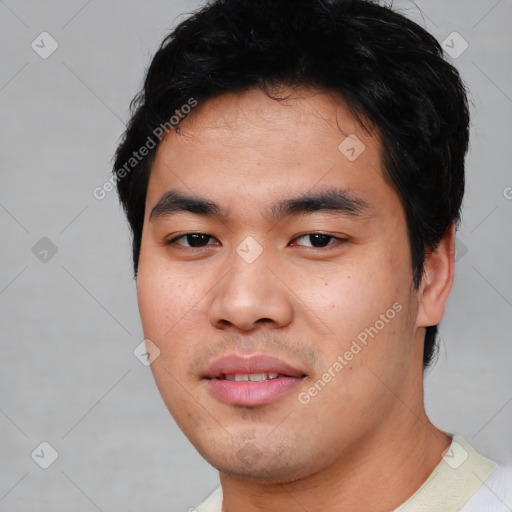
[136,87,455,512]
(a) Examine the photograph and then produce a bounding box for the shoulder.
[484,465,512,494]
[487,465,512,491]
[460,465,512,511]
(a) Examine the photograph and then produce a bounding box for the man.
[113,0,511,510]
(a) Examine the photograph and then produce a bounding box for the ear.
[416,224,456,328]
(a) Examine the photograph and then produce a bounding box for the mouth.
[204,355,307,407]
[217,372,288,381]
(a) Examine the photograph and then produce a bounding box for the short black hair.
[113,0,470,368]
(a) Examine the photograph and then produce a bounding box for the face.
[136,87,426,483]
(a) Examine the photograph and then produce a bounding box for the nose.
[208,249,294,332]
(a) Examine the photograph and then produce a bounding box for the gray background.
[0,0,511,510]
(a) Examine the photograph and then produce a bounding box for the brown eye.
[168,233,216,247]
[294,233,340,248]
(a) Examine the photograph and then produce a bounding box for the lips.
[204,355,307,407]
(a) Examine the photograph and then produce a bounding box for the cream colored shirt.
[195,435,510,512]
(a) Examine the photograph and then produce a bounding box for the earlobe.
[416,224,456,328]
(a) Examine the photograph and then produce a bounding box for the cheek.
[290,253,416,381]
[136,261,204,409]
[294,259,403,336]
[136,256,204,341]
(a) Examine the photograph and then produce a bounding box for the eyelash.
[166,232,348,250]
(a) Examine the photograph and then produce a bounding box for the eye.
[292,233,346,248]
[167,233,218,248]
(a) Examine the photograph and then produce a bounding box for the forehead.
[147,87,399,220]
[166,87,374,155]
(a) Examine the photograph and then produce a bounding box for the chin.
[201,443,322,485]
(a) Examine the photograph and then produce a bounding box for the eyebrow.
[267,188,369,219]
[150,191,221,220]
[150,188,370,221]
